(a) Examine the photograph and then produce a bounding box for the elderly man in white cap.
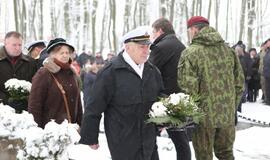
[79,27,164,160]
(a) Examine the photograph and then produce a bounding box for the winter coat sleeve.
[28,69,50,127]
[79,65,115,145]
[177,49,200,95]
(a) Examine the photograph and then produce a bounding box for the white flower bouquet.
[147,93,204,128]
[4,78,32,113]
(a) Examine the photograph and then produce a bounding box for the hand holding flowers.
[148,93,204,129]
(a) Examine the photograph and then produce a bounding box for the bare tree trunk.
[139,0,147,26]
[160,0,166,17]
[123,0,131,35]
[82,0,90,51]
[133,0,138,29]
[139,1,143,26]
[64,0,71,39]
[196,0,202,15]
[207,0,212,20]
[225,0,230,40]
[39,0,44,39]
[191,0,196,16]
[215,0,220,31]
[239,0,247,41]
[91,0,98,54]
[256,0,263,46]
[29,0,37,40]
[255,0,260,46]
[184,0,190,43]
[13,0,19,32]
[110,0,117,52]
[20,0,27,38]
[169,0,175,22]
[99,1,108,53]
[50,0,57,37]
[247,0,256,49]
[107,0,112,51]
[177,1,185,42]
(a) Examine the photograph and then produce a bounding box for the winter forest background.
[0,0,270,55]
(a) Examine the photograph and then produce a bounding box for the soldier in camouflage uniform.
[177,16,244,160]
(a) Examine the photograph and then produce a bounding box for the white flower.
[4,78,32,92]
[150,102,167,117]
[169,93,181,105]
[147,92,203,126]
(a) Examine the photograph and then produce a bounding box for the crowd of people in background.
[1,15,270,160]
[233,39,270,114]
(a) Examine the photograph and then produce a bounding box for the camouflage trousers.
[192,125,235,160]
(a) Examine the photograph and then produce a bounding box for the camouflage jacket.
[178,26,244,127]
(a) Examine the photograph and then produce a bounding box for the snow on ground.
[68,100,270,160]
[239,100,270,124]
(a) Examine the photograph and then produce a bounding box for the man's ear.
[125,43,131,51]
[159,28,164,34]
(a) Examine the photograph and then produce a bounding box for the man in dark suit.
[149,18,191,160]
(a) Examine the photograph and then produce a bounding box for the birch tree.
[169,0,175,22]
[91,0,98,54]
[191,0,195,16]
[20,0,27,38]
[247,0,256,49]
[50,0,58,37]
[28,0,37,40]
[99,0,108,53]
[132,0,138,29]
[239,0,247,41]
[109,0,117,52]
[160,0,167,17]
[82,0,90,51]
[123,0,132,35]
[64,0,71,39]
[13,0,19,32]
[38,0,44,39]
[215,0,220,31]
[139,0,147,26]
[225,0,230,40]
[196,0,202,16]
[207,0,212,20]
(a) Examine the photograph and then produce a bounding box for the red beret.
[187,16,209,28]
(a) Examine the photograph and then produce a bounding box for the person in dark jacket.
[0,31,37,110]
[149,18,191,160]
[247,48,260,102]
[81,58,98,107]
[26,40,46,59]
[263,40,270,105]
[28,38,82,128]
[77,50,95,68]
[26,40,47,69]
[79,27,164,160]
[234,45,252,113]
